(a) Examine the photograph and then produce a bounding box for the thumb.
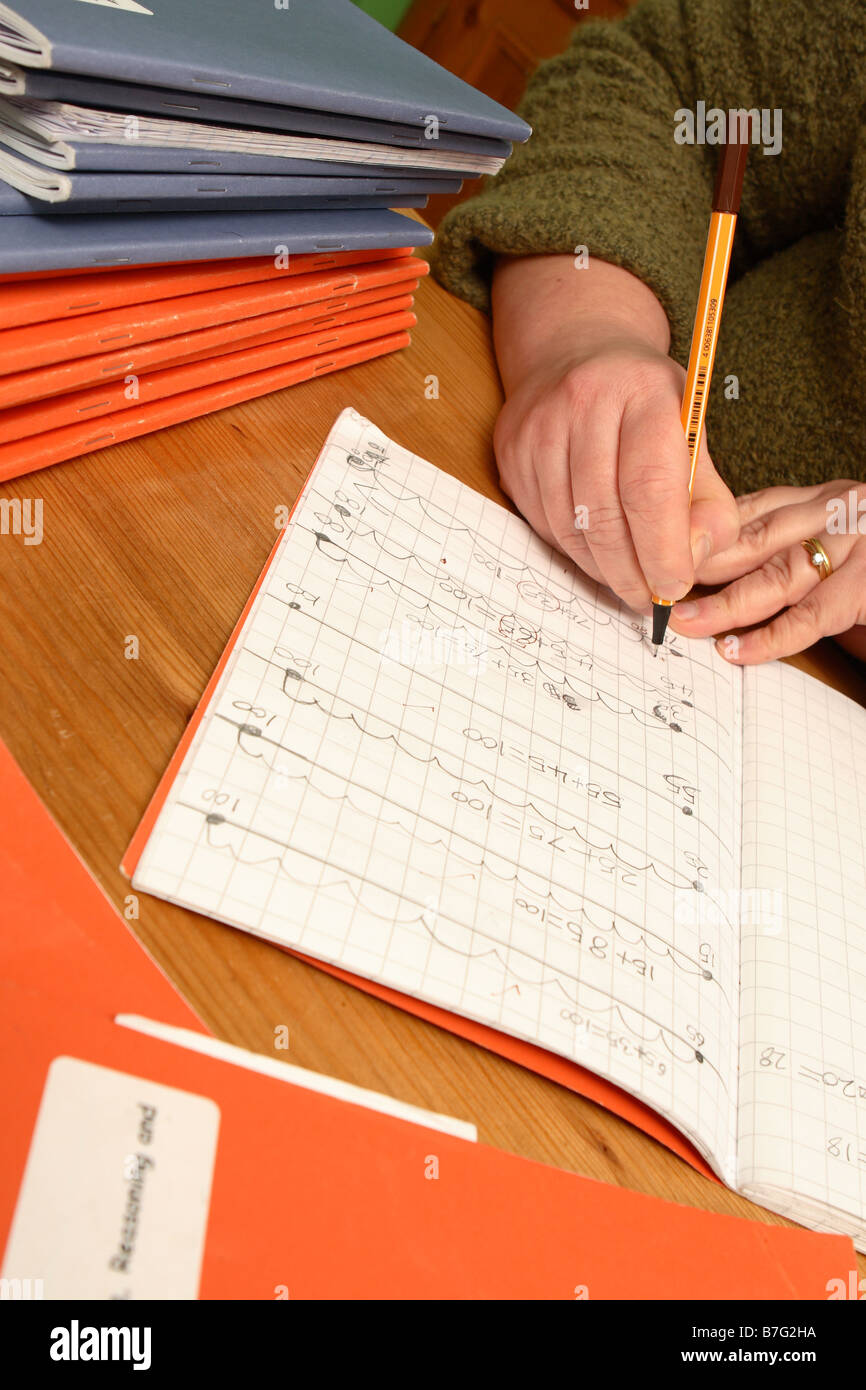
[687,442,740,577]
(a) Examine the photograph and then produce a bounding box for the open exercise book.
[127,409,866,1248]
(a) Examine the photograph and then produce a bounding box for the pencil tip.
[651,604,671,646]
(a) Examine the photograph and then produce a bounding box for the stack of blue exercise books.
[0,0,530,273]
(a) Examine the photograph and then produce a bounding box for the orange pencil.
[651,130,749,645]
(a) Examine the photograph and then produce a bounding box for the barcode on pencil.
[686,366,708,452]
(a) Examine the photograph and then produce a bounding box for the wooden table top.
[3,260,865,1280]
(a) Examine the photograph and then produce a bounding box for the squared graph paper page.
[738,661,866,1244]
[132,408,743,1179]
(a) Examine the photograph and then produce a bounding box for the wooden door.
[399,0,632,224]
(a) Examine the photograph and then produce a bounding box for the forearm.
[436,1,858,331]
[491,254,672,393]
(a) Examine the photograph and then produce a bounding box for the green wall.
[352,0,413,32]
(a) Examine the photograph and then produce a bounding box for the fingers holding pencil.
[650,130,749,643]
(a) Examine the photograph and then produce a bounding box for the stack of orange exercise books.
[0,244,426,481]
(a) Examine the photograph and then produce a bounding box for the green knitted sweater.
[431,0,866,495]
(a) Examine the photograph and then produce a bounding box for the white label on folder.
[1,1056,219,1300]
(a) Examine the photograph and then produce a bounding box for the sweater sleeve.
[431,0,864,362]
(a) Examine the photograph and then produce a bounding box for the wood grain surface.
[2,261,864,1279]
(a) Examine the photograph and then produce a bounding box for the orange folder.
[3,985,854,1300]
[0,331,410,480]
[0,246,413,330]
[0,285,417,410]
[0,308,417,444]
[0,736,202,1032]
[1,740,855,1299]
[0,255,428,374]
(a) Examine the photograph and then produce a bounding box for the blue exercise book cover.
[0,204,433,272]
[0,0,531,141]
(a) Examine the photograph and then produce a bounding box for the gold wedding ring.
[801,537,833,580]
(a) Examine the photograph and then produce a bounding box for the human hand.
[669,481,866,663]
[493,336,739,612]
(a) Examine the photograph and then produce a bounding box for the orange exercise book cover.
[0,284,418,411]
[4,736,849,1299]
[0,331,410,480]
[0,308,417,445]
[0,254,427,374]
[0,246,412,330]
[152,292,415,374]
[120,441,714,1182]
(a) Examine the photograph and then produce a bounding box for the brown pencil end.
[651,603,671,646]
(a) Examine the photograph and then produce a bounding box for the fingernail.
[691,532,712,569]
[653,580,691,603]
[715,637,739,662]
[674,601,700,620]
